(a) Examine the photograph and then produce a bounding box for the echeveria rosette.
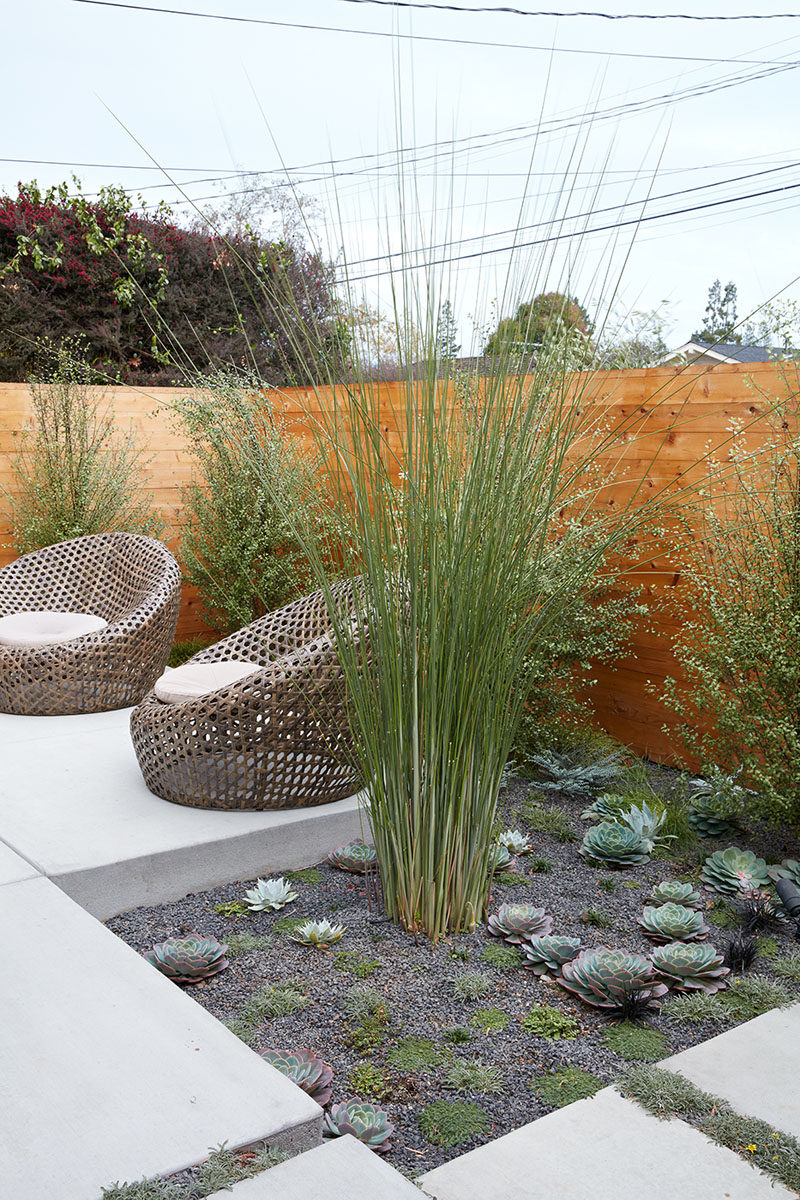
[520,935,582,977]
[768,859,800,887]
[487,903,553,944]
[557,946,668,1015]
[145,934,229,984]
[579,821,650,869]
[648,881,702,909]
[259,1048,334,1105]
[649,943,729,994]
[637,903,709,944]
[323,1100,394,1154]
[489,843,514,872]
[687,795,733,839]
[328,840,377,873]
[700,847,771,896]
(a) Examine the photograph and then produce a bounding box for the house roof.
[661,340,795,365]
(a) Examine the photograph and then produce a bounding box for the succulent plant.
[579,821,651,869]
[580,793,624,821]
[528,748,625,799]
[768,859,800,887]
[619,801,670,851]
[638,903,709,943]
[144,934,229,984]
[487,903,553,943]
[259,1048,334,1104]
[243,877,298,912]
[558,947,668,1017]
[498,829,531,855]
[327,840,377,873]
[649,881,702,909]
[650,942,729,993]
[323,1100,394,1154]
[520,935,582,977]
[701,847,771,896]
[489,843,514,872]
[290,919,346,948]
[687,794,733,839]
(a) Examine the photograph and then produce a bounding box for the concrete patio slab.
[0,875,322,1200]
[663,1004,800,1138]
[0,708,365,918]
[207,1137,424,1199]
[418,1087,792,1200]
[0,838,40,886]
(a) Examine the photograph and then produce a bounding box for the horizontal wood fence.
[1,362,797,764]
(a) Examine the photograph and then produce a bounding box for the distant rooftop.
[661,341,797,366]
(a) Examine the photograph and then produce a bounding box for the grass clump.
[333,951,382,978]
[418,1100,491,1148]
[101,1145,291,1200]
[531,1067,603,1108]
[225,933,272,957]
[348,1060,391,1100]
[603,1021,667,1062]
[580,907,613,928]
[662,992,731,1026]
[444,1057,506,1094]
[169,638,213,669]
[725,974,796,1019]
[286,868,323,885]
[756,936,779,959]
[342,984,388,1021]
[494,870,525,887]
[598,877,617,893]
[528,857,552,874]
[273,915,308,936]
[520,804,577,843]
[470,1007,510,1032]
[240,981,308,1022]
[521,1005,579,1041]
[442,1025,475,1044]
[699,1112,800,1193]
[453,970,493,1001]
[482,943,524,970]
[707,900,740,929]
[344,1015,390,1054]
[101,1181,183,1200]
[387,1037,451,1073]
[213,899,249,918]
[617,1065,723,1119]
[771,951,800,982]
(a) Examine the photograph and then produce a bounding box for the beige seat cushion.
[154,660,262,704]
[0,610,108,649]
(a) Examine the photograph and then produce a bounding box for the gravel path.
[107,769,800,1179]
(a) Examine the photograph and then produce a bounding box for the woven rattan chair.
[0,533,181,716]
[129,580,364,811]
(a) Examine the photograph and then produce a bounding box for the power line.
[342,176,800,281]
[70,0,785,63]
[331,0,800,19]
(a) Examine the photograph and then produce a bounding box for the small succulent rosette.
[520,934,581,977]
[328,840,378,873]
[648,880,702,909]
[259,1047,334,1105]
[487,903,553,944]
[637,903,709,944]
[243,877,298,912]
[144,934,229,984]
[579,821,650,869]
[290,919,346,949]
[558,946,668,1016]
[649,942,729,994]
[323,1099,394,1154]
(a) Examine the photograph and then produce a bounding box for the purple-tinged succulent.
[650,942,729,994]
[323,1100,394,1154]
[520,935,581,977]
[144,934,229,984]
[487,904,553,944]
[489,843,514,872]
[638,903,709,944]
[558,946,668,1017]
[700,847,770,896]
[328,841,377,873]
[259,1048,333,1105]
[648,881,702,909]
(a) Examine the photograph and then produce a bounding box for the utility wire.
[70,0,786,62]
[331,0,800,20]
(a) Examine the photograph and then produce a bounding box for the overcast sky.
[4,0,800,352]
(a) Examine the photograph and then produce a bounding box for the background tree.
[692,279,741,345]
[484,291,592,356]
[593,305,671,369]
[437,299,461,360]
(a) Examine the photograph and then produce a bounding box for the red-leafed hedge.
[0,181,344,385]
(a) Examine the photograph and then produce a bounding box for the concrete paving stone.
[418,1087,794,1200]
[0,709,365,917]
[0,837,41,885]
[663,1004,800,1139]
[0,876,322,1200]
[207,1136,424,1198]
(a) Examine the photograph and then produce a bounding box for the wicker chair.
[0,533,181,716]
[129,580,364,811]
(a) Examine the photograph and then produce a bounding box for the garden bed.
[107,764,800,1180]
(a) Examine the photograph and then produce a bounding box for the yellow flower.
[745,1144,757,1153]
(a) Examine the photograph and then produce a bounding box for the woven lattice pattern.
[0,533,181,715]
[130,579,364,811]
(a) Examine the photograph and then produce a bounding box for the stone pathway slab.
[0,837,40,885]
[207,1137,423,1199]
[0,709,364,918]
[0,876,321,1200]
[664,1004,800,1138]
[418,1087,792,1200]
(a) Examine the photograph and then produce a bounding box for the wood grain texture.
[2,361,795,759]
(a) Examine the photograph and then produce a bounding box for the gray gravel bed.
[106,769,800,1180]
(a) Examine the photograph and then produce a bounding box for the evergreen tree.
[437,299,461,360]
[692,279,741,345]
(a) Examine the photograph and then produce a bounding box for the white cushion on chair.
[0,610,108,649]
[154,660,262,704]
